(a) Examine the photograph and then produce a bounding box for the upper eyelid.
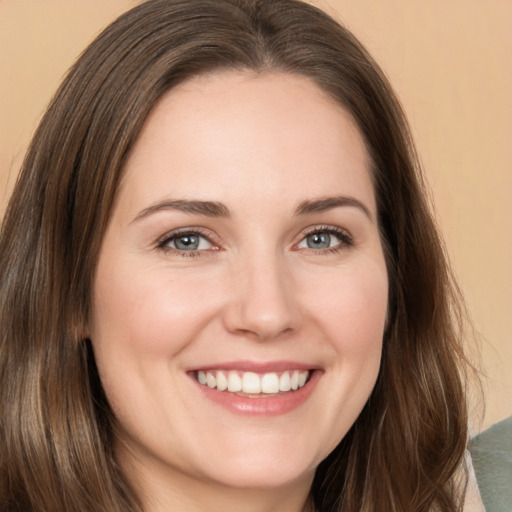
[301,224,351,236]
[297,224,353,242]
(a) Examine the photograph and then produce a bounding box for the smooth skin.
[90,71,389,512]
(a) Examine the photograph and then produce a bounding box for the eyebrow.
[132,199,231,223]
[132,195,373,223]
[294,196,373,221]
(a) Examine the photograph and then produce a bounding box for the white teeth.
[242,372,261,393]
[206,372,216,388]
[227,372,242,392]
[216,371,228,391]
[196,369,310,394]
[279,372,292,392]
[291,370,299,390]
[261,372,279,393]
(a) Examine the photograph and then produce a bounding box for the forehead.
[117,71,375,216]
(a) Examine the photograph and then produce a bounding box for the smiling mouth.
[193,369,311,396]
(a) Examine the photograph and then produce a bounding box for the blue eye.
[297,228,352,251]
[305,232,332,249]
[159,231,213,252]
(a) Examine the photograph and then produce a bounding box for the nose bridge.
[224,245,300,340]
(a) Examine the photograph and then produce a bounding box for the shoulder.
[469,415,512,512]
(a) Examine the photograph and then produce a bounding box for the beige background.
[1,0,510,430]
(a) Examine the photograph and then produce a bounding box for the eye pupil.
[307,232,331,249]
[175,235,199,250]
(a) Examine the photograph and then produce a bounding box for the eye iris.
[174,234,199,250]
[307,232,331,249]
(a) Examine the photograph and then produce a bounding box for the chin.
[203,462,315,491]
[192,439,321,491]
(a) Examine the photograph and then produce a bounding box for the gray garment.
[469,416,512,512]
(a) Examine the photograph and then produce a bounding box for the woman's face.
[90,71,388,501]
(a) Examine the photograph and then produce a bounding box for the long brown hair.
[0,1,474,510]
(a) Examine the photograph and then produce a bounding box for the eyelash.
[299,225,354,253]
[156,228,217,258]
[156,225,354,257]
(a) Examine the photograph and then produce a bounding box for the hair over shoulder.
[0,1,476,510]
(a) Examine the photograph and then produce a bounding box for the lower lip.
[191,371,322,416]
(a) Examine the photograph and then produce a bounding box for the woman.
[0,0,479,510]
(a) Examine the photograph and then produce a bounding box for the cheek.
[91,262,221,359]
[89,262,221,429]
[291,261,387,457]
[302,258,387,407]
[303,261,388,349]
[323,272,386,384]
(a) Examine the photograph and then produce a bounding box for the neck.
[119,445,315,512]
[143,482,314,512]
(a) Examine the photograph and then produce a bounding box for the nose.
[222,252,302,341]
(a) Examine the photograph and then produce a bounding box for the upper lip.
[187,360,320,373]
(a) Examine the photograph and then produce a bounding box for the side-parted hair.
[0,1,474,510]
